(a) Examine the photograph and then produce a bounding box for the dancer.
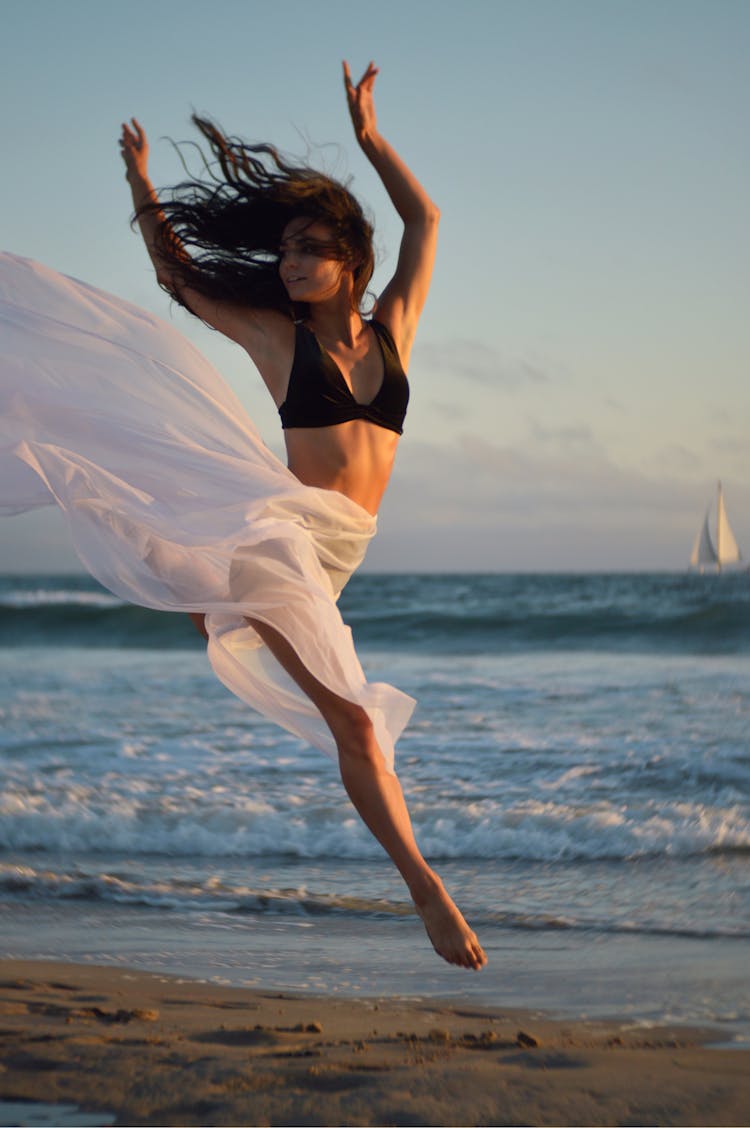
[1,63,485,970]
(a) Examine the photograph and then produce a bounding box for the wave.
[2,572,750,652]
[0,863,408,919]
[343,602,750,653]
[2,790,748,864]
[0,597,197,648]
[1,862,746,941]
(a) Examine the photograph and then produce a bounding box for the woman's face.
[279,218,350,304]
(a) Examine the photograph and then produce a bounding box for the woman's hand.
[343,60,379,147]
[119,118,149,182]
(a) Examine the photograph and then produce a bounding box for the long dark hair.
[138,115,375,316]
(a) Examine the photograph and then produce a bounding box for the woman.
[0,63,485,970]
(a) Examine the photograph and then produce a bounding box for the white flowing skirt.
[0,253,414,771]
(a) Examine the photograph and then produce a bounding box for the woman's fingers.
[342,59,378,100]
[120,119,147,156]
[119,119,148,176]
[342,60,378,143]
[342,61,358,113]
[359,61,379,88]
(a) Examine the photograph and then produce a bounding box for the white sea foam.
[1,783,749,862]
[2,588,124,608]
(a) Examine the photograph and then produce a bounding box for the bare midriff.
[284,419,400,515]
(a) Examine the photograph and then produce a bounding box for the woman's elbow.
[406,203,440,228]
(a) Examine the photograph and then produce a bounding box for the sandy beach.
[0,959,747,1127]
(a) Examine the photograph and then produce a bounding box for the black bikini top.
[279,318,409,435]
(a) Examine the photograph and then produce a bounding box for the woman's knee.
[333,704,380,766]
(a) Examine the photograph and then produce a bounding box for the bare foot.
[412,877,487,970]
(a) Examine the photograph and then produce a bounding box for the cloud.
[411,338,556,390]
[645,443,702,474]
[527,420,596,446]
[425,399,472,422]
[707,434,748,457]
[367,429,744,571]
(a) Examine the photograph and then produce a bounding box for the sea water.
[1,573,748,1038]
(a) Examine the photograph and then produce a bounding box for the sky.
[1,0,748,572]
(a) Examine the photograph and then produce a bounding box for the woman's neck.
[305,285,362,347]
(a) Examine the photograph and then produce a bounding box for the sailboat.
[690,481,743,573]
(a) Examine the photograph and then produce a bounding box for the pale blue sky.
[1,0,748,571]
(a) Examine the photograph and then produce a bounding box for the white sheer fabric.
[0,253,414,771]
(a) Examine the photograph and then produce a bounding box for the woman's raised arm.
[121,124,270,328]
[120,119,187,290]
[119,119,290,396]
[343,62,439,367]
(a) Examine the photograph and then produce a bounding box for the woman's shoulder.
[367,309,410,371]
[236,309,297,401]
[179,286,291,348]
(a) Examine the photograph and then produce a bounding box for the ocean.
[1,572,749,1041]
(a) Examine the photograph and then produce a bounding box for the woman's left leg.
[245,616,487,971]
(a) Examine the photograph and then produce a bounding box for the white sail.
[717,484,741,565]
[690,482,743,571]
[690,511,718,569]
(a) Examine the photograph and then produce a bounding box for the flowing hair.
[137,115,375,316]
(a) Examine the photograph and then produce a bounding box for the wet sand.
[0,958,748,1127]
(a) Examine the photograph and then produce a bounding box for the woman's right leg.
[246,617,487,971]
[188,612,209,640]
